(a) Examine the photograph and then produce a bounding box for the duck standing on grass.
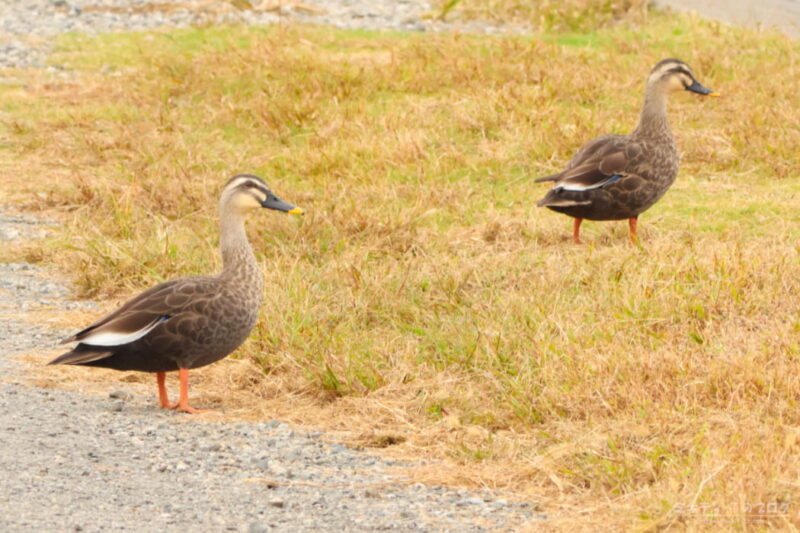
[535,58,717,244]
[49,175,303,413]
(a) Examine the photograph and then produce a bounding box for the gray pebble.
[109,390,133,400]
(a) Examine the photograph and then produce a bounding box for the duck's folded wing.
[564,134,625,169]
[48,311,169,366]
[535,134,642,187]
[553,142,644,191]
[553,151,629,191]
[59,278,215,346]
[66,313,171,346]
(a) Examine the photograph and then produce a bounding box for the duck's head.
[647,58,718,97]
[221,174,304,215]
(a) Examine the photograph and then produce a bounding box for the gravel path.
[1,387,538,531]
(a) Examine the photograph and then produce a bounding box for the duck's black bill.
[261,194,304,215]
[686,79,719,96]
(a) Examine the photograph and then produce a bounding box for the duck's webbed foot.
[156,369,209,414]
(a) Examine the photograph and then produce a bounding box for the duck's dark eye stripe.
[667,66,691,76]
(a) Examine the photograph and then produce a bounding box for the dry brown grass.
[2,11,800,530]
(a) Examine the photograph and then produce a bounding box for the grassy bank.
[2,7,799,530]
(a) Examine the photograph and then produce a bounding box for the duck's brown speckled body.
[49,175,303,413]
[536,59,717,243]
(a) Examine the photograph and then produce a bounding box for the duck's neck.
[218,206,262,289]
[632,86,674,145]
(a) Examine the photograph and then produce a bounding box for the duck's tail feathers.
[534,173,562,183]
[48,345,114,366]
[537,198,592,208]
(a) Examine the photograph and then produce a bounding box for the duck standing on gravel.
[535,58,717,244]
[49,175,303,413]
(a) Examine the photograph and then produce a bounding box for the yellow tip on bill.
[708,92,721,97]
[288,207,304,215]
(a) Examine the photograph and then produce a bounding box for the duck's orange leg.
[573,218,583,244]
[170,368,206,414]
[628,216,639,244]
[156,372,173,408]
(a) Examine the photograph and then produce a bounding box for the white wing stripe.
[80,316,168,346]
[556,174,624,192]
[559,182,605,192]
